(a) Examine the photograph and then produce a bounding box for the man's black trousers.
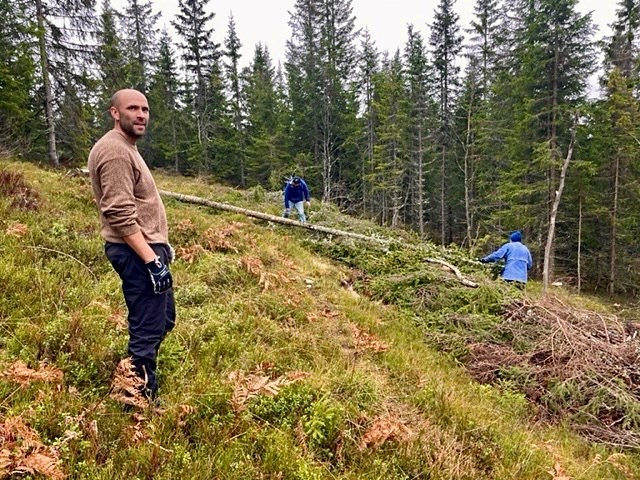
[105,242,175,397]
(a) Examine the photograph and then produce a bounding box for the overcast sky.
[120,0,618,64]
[112,0,617,72]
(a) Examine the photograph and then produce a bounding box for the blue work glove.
[146,257,173,293]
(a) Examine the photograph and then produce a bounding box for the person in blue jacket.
[480,230,532,285]
[283,176,311,224]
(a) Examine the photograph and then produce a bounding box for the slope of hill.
[0,159,638,479]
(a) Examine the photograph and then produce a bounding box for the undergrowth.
[0,159,637,479]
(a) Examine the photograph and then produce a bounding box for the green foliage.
[250,383,317,428]
[0,160,638,479]
[0,0,36,150]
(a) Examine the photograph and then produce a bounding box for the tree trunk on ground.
[159,189,479,288]
[159,189,391,245]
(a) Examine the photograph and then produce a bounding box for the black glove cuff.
[146,256,163,272]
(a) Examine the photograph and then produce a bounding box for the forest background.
[2,0,640,296]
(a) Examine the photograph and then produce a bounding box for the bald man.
[88,89,175,402]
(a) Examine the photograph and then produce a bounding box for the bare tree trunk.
[543,114,576,293]
[577,195,582,293]
[546,45,560,278]
[609,153,620,295]
[417,126,425,238]
[172,116,179,173]
[35,0,59,167]
[440,144,446,246]
[463,97,474,247]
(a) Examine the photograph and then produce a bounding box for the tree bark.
[35,0,59,167]
[159,189,391,245]
[543,114,577,293]
[609,153,620,294]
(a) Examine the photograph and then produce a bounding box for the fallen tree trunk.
[159,189,477,288]
[159,189,390,245]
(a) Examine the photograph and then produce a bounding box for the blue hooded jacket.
[284,177,310,207]
[482,231,533,283]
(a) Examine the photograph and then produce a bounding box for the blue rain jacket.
[482,241,532,283]
[284,179,310,207]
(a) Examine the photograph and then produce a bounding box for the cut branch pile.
[465,296,640,448]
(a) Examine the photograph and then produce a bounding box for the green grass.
[0,158,638,479]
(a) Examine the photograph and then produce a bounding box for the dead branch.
[424,258,478,288]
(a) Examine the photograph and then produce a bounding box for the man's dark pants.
[105,242,175,397]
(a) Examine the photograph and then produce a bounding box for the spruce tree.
[604,0,640,89]
[356,29,379,217]
[286,0,360,202]
[457,0,505,246]
[29,0,97,166]
[95,0,127,130]
[369,52,411,228]
[429,0,463,245]
[495,0,596,278]
[147,30,183,172]
[0,0,37,151]
[119,0,160,92]
[242,44,288,186]
[223,14,246,186]
[172,0,221,173]
[404,24,436,238]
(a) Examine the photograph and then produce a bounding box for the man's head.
[292,176,301,186]
[109,89,149,143]
[510,231,522,242]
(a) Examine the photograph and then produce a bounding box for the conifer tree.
[147,30,183,172]
[595,70,640,293]
[29,0,97,166]
[172,0,222,172]
[356,29,379,217]
[286,0,360,202]
[604,0,640,89]
[370,52,410,228]
[119,0,160,92]
[95,0,127,130]
[223,14,246,186]
[242,44,288,186]
[429,0,463,244]
[495,0,595,278]
[404,24,435,238]
[457,0,504,246]
[0,0,37,151]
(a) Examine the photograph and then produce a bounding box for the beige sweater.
[88,130,168,244]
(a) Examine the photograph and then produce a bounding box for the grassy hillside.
[0,159,638,479]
